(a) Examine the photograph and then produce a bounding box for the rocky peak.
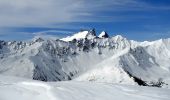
[98,31,109,38]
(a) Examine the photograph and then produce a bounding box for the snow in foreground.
[0,75,170,100]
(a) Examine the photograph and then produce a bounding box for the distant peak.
[111,35,126,42]
[89,28,96,36]
[98,31,109,38]
[32,37,44,42]
[61,29,97,42]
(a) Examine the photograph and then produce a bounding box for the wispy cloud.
[33,32,61,40]
[0,0,78,27]
[0,0,169,28]
[0,29,74,40]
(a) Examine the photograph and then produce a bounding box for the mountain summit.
[98,31,109,38]
[61,29,97,41]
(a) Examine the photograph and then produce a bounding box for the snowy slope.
[0,30,170,88]
[61,31,89,41]
[0,75,170,100]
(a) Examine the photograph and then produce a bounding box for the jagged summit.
[98,31,109,38]
[89,28,96,36]
[60,29,125,42]
[61,29,97,41]
[32,37,44,42]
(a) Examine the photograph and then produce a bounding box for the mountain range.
[0,29,170,88]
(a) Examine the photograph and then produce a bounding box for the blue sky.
[0,0,170,41]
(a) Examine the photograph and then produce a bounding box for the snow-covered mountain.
[0,29,170,88]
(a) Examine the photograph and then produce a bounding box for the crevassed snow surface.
[0,75,170,100]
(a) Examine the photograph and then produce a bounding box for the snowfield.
[0,75,170,100]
